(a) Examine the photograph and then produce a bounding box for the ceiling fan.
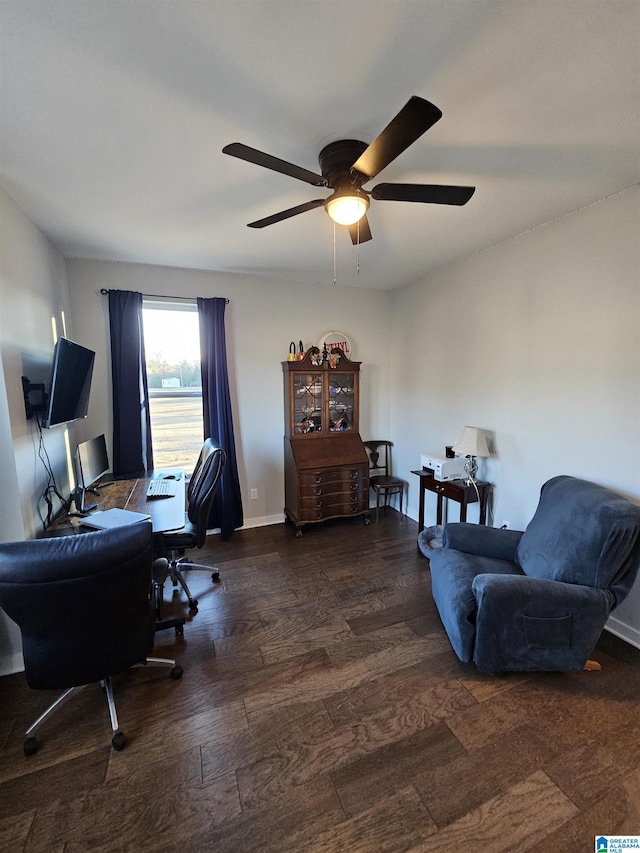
[222,96,475,244]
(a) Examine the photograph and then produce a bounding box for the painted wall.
[390,186,640,646]
[0,188,78,673]
[65,259,394,527]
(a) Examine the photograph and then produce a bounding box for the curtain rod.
[100,288,228,303]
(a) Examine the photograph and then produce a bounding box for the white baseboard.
[241,513,286,530]
[605,614,640,650]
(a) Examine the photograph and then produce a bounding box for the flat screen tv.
[43,337,95,429]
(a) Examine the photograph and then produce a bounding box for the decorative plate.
[318,331,352,359]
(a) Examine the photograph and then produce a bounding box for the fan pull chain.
[356,216,360,275]
[333,219,337,285]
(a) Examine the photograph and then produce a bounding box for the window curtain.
[108,289,153,476]
[197,297,243,537]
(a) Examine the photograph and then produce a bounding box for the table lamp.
[452,426,490,484]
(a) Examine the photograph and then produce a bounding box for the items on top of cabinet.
[287,340,308,361]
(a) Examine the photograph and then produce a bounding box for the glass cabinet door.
[328,373,355,432]
[293,373,323,434]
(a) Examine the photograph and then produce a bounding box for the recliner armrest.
[443,523,524,562]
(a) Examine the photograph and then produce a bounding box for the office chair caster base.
[170,665,183,680]
[188,599,198,611]
[211,570,220,582]
[111,731,127,751]
[155,616,185,637]
[23,737,39,757]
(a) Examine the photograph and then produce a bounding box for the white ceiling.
[1,1,639,291]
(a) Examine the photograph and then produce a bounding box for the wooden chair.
[363,440,406,521]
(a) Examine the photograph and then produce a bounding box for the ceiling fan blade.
[223,143,325,187]
[348,215,372,245]
[372,183,475,205]
[351,96,443,180]
[247,199,326,229]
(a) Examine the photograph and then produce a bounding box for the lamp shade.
[325,190,369,226]
[452,426,490,458]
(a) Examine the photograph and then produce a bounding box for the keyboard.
[146,479,178,499]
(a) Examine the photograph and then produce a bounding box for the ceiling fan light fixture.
[325,190,369,226]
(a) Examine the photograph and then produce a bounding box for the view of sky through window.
[142,305,200,365]
[142,302,203,471]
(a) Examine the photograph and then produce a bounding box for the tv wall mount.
[21,376,48,420]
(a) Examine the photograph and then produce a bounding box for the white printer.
[420,452,467,482]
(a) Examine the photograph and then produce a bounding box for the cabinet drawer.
[299,466,365,488]
[299,481,367,500]
[299,489,367,509]
[298,494,367,521]
[427,479,468,501]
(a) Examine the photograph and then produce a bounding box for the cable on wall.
[33,413,71,528]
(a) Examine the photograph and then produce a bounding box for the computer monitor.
[73,434,110,512]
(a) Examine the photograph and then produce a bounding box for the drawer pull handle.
[313,476,322,484]
[313,488,322,495]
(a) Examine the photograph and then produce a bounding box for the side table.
[411,470,490,532]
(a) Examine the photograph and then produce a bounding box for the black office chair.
[153,438,226,612]
[363,440,407,521]
[0,522,182,756]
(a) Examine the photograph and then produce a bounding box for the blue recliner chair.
[429,475,640,673]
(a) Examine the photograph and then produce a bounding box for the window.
[142,300,203,471]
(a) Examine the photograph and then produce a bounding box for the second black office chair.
[154,438,226,612]
[363,440,407,521]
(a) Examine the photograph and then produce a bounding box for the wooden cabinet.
[283,352,370,534]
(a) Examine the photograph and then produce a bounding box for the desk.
[411,470,489,532]
[47,474,185,536]
[126,476,185,533]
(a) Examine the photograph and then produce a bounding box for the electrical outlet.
[501,520,510,529]
[250,488,258,500]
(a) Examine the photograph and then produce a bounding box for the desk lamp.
[453,426,490,484]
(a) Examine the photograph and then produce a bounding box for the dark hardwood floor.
[1,510,639,852]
